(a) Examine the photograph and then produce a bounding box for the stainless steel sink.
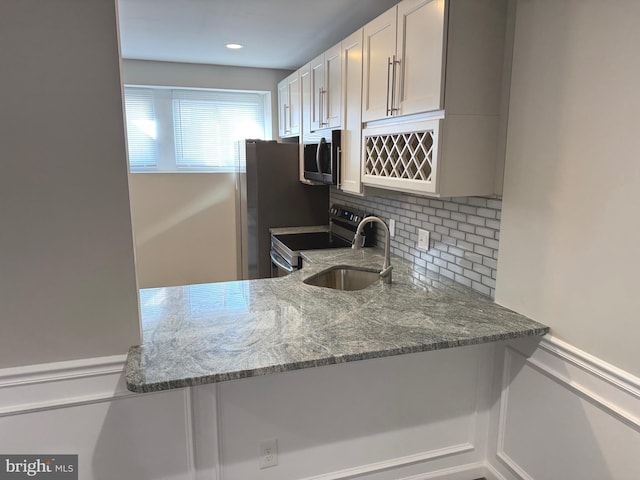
[303,266,381,291]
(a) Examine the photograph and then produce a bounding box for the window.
[123,86,271,172]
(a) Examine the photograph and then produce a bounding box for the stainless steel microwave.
[303,130,341,185]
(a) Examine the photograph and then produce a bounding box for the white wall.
[490,1,640,478]
[122,60,292,287]
[0,0,140,368]
[495,0,640,378]
[122,59,292,140]
[128,173,238,288]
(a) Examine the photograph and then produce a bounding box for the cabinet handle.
[283,104,290,134]
[386,56,392,116]
[336,146,342,188]
[390,55,400,115]
[318,87,323,127]
[319,88,328,127]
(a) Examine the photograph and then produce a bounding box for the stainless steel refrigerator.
[235,140,329,279]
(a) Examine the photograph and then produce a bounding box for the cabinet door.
[277,79,288,137]
[310,53,325,131]
[287,72,301,136]
[325,44,342,129]
[340,29,363,195]
[396,0,445,116]
[362,7,397,122]
[298,63,312,183]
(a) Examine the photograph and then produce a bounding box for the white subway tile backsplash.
[477,207,497,219]
[330,189,502,298]
[468,216,486,227]
[450,212,467,222]
[472,281,491,296]
[459,205,477,215]
[475,227,495,238]
[454,274,473,287]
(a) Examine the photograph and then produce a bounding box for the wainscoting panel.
[0,356,195,480]
[487,336,640,480]
[205,345,495,480]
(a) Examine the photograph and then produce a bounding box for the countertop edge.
[125,326,549,393]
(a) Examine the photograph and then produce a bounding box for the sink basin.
[303,266,381,291]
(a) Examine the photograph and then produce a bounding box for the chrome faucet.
[352,216,392,284]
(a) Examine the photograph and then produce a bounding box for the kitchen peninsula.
[126,249,548,393]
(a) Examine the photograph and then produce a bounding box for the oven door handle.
[270,250,294,273]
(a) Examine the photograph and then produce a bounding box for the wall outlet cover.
[259,439,278,469]
[418,229,430,251]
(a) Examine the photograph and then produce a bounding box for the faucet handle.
[352,231,366,249]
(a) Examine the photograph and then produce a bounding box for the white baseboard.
[396,462,488,480]
[300,444,475,480]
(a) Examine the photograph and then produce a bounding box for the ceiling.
[117,0,400,70]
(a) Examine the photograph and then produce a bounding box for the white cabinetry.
[362,0,444,122]
[310,44,342,131]
[277,71,300,138]
[298,63,313,183]
[298,63,327,184]
[339,29,364,195]
[361,0,508,197]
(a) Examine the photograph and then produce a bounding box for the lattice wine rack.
[364,130,435,182]
[362,118,440,194]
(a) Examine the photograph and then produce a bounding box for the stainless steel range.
[269,204,374,277]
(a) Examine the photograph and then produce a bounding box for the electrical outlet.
[259,439,278,469]
[389,218,396,237]
[418,229,430,251]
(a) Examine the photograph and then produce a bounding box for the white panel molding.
[0,356,198,480]
[0,355,136,416]
[296,346,494,480]
[0,354,128,387]
[191,384,223,480]
[299,443,475,480]
[395,462,488,480]
[495,335,640,479]
[495,346,533,480]
[214,384,224,480]
[184,387,197,480]
[0,355,191,418]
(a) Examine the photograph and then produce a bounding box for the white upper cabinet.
[362,0,509,197]
[362,0,445,122]
[309,54,325,131]
[361,9,397,122]
[396,0,445,116]
[339,29,364,195]
[277,71,300,138]
[310,44,342,131]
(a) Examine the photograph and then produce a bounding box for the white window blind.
[123,86,270,172]
[124,88,158,169]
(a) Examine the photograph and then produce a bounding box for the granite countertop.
[126,249,549,393]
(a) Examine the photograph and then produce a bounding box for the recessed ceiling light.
[225,43,243,50]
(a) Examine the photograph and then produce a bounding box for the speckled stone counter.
[126,249,549,392]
